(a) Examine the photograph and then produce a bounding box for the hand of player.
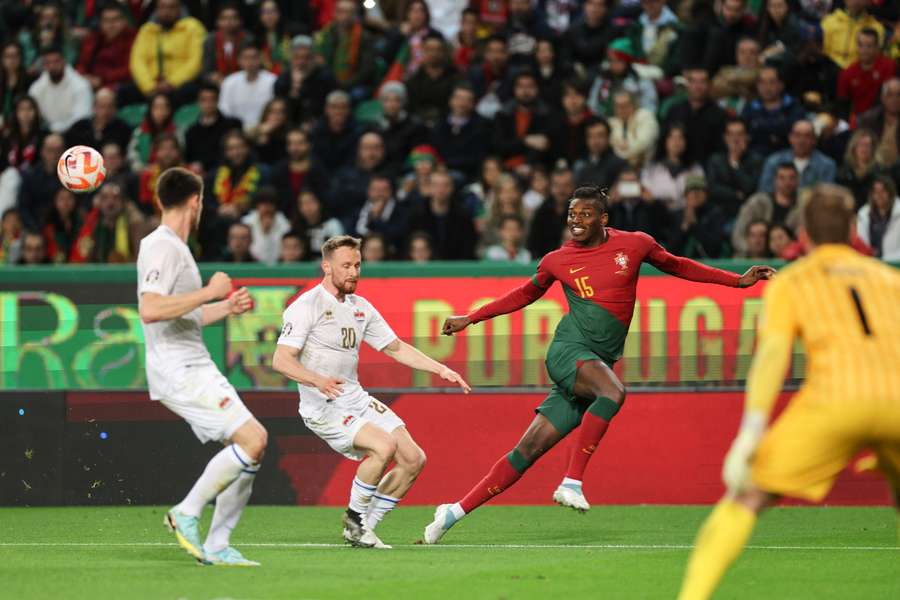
[439,367,471,394]
[227,287,254,315]
[721,429,761,494]
[314,375,344,400]
[738,265,776,288]
[207,272,233,300]
[442,315,472,336]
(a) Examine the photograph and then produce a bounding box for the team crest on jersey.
[145,269,160,283]
[342,415,356,427]
[281,322,293,336]
[219,397,232,409]
[353,310,365,321]
[323,310,333,320]
[614,251,629,274]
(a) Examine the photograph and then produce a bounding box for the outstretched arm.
[382,338,471,392]
[140,271,233,324]
[442,278,550,335]
[271,343,345,400]
[645,241,775,288]
[201,287,254,325]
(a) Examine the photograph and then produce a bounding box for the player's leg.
[366,426,426,532]
[423,411,568,544]
[555,359,625,511]
[203,417,268,566]
[343,422,398,546]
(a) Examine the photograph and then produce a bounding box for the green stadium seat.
[117,103,147,128]
[174,103,200,132]
[354,99,383,124]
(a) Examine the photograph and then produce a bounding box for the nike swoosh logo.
[569,267,585,274]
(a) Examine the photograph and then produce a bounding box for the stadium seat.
[354,99,383,124]
[174,103,200,132]
[117,103,147,128]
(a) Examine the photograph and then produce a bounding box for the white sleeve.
[138,241,182,296]
[277,302,314,350]
[363,303,398,351]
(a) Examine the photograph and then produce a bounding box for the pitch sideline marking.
[0,542,897,551]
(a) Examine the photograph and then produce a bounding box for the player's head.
[322,235,362,295]
[567,186,609,244]
[802,184,854,246]
[156,166,204,227]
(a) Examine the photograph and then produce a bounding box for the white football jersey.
[278,283,397,418]
[137,225,212,399]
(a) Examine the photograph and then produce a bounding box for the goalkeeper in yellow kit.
[678,184,900,600]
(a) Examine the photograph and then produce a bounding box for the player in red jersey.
[423,186,775,543]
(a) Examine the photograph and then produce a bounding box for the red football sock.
[565,411,611,482]
[459,452,524,513]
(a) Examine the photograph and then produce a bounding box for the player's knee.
[410,448,427,474]
[371,437,398,465]
[608,384,626,406]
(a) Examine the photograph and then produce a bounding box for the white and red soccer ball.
[57,145,106,193]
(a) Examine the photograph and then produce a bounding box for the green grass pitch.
[1,505,898,599]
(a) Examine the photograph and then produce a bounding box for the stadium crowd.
[1,0,899,266]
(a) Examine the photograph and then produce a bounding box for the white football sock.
[177,444,251,518]
[449,502,466,521]
[349,477,376,515]
[561,477,583,489]
[366,493,400,530]
[205,464,258,554]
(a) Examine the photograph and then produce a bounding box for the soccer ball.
[57,145,106,193]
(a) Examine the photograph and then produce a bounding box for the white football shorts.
[302,396,405,461]
[159,362,252,444]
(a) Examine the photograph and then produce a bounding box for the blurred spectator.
[533,38,572,110]
[309,90,360,172]
[554,78,593,165]
[408,170,478,259]
[382,1,441,84]
[206,130,267,220]
[588,38,658,117]
[241,186,291,265]
[609,91,660,168]
[468,34,512,119]
[24,2,78,72]
[859,79,900,168]
[274,34,337,125]
[251,97,290,164]
[257,0,292,75]
[856,175,900,260]
[482,173,529,247]
[219,43,277,130]
[314,0,377,100]
[431,83,489,180]
[566,0,614,71]
[137,129,180,214]
[757,0,808,63]
[759,120,837,193]
[42,187,81,263]
[292,189,344,258]
[351,175,410,255]
[28,47,92,134]
[75,3,136,91]
[527,167,574,257]
[523,164,550,215]
[485,214,531,263]
[65,88,132,152]
[102,142,138,203]
[641,123,705,212]
[17,132,63,230]
[574,117,628,189]
[407,230,434,262]
[202,3,251,87]
[427,0,469,44]
[836,128,881,210]
[221,222,256,262]
[184,83,243,173]
[0,42,33,124]
[711,37,760,116]
[127,0,206,107]
[704,0,757,77]
[18,230,48,265]
[359,232,386,263]
[279,230,308,263]
[0,207,23,264]
[741,66,805,156]
[328,132,388,222]
[606,168,670,241]
[732,162,801,255]
[270,127,328,215]
[706,118,764,220]
[493,71,556,169]
[463,155,504,212]
[2,95,47,172]
[127,92,176,171]
[406,33,462,126]
[69,181,141,263]
[376,82,429,175]
[452,8,482,71]
[736,220,771,259]
[821,0,884,69]
[837,29,896,125]
[669,175,727,258]
[665,67,727,166]
[767,222,795,258]
[780,187,875,259]
[628,0,680,72]
[503,0,554,66]
[400,144,440,202]
[783,33,840,113]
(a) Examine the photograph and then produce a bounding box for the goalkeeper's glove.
[722,411,767,495]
